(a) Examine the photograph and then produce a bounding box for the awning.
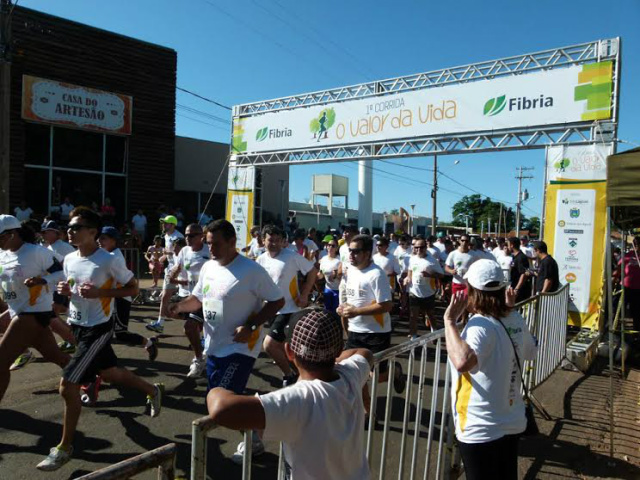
[607,147,640,230]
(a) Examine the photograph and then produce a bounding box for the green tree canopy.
[451,195,524,234]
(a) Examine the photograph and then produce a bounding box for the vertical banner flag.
[543,144,612,329]
[226,166,255,251]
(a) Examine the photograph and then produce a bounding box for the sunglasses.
[414,245,427,250]
[349,248,363,255]
[67,224,91,232]
[460,239,468,243]
[185,233,201,238]
[326,244,337,248]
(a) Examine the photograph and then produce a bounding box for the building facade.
[3,6,176,224]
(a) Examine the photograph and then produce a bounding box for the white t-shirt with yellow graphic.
[344,262,392,334]
[450,311,537,443]
[192,255,283,359]
[373,252,401,290]
[63,248,134,327]
[257,248,314,315]
[0,243,61,317]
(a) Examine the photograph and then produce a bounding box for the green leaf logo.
[203,284,210,295]
[256,127,268,142]
[554,158,570,171]
[68,278,76,287]
[483,95,506,116]
[0,266,3,275]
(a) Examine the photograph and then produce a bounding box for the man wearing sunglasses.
[445,234,477,296]
[163,224,210,377]
[404,238,444,338]
[338,234,404,409]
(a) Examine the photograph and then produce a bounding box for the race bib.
[67,302,86,324]
[0,279,17,302]
[204,298,223,328]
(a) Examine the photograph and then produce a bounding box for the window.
[53,127,103,170]
[105,135,127,173]
[24,123,50,166]
[23,167,49,214]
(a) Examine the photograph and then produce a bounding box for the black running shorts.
[63,319,118,385]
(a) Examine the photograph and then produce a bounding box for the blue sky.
[24,0,640,222]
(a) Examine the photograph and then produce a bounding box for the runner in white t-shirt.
[338,225,358,303]
[338,234,405,412]
[393,234,413,319]
[170,219,284,464]
[403,237,444,338]
[318,237,342,314]
[498,244,513,282]
[0,215,69,393]
[39,220,77,352]
[207,310,373,478]
[258,225,317,387]
[166,223,210,377]
[445,234,477,295]
[373,237,401,291]
[304,228,320,261]
[156,215,184,327]
[38,207,162,472]
[242,226,261,257]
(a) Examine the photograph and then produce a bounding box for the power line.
[199,0,345,85]
[177,86,231,111]
[176,113,230,131]
[177,103,230,124]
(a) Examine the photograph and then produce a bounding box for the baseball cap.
[0,215,22,235]
[41,220,60,232]
[437,231,446,239]
[160,215,178,225]
[322,234,334,243]
[290,310,343,364]
[100,226,120,239]
[464,259,508,292]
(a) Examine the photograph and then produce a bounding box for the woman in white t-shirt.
[317,237,341,314]
[0,216,69,402]
[443,259,536,480]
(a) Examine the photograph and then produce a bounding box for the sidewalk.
[518,362,640,479]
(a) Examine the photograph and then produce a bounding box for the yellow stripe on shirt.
[289,276,298,300]
[99,278,114,316]
[455,372,473,432]
[372,300,385,328]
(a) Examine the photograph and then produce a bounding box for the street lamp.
[410,204,416,235]
[458,213,470,233]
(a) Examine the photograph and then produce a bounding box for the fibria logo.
[484,94,554,116]
[483,96,506,116]
[256,126,292,142]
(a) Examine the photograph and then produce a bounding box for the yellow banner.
[226,190,254,251]
[544,181,607,329]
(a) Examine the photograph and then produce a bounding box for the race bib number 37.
[204,299,223,328]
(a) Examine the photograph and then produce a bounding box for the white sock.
[156,317,165,326]
[145,339,153,348]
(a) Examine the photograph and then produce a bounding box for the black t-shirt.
[510,251,531,290]
[536,255,560,293]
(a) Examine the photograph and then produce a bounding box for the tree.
[389,209,400,215]
[451,195,526,234]
[523,216,540,235]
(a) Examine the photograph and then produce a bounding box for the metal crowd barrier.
[77,443,177,479]
[515,284,570,392]
[121,247,141,279]
[190,329,457,480]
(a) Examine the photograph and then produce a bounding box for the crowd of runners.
[0,205,561,475]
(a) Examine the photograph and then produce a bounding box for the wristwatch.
[246,323,258,331]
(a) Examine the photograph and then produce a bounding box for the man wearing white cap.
[207,309,373,479]
[444,259,536,479]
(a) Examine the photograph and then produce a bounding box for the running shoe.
[231,435,265,465]
[145,321,164,334]
[187,357,206,378]
[36,446,73,471]
[146,337,159,362]
[57,341,76,354]
[80,376,102,406]
[393,363,406,395]
[10,350,35,371]
[147,383,164,417]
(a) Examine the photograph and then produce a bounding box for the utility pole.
[515,167,534,237]
[431,155,437,235]
[0,0,12,214]
[410,204,416,236]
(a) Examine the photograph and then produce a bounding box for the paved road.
[0,294,446,480]
[3,291,640,480]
